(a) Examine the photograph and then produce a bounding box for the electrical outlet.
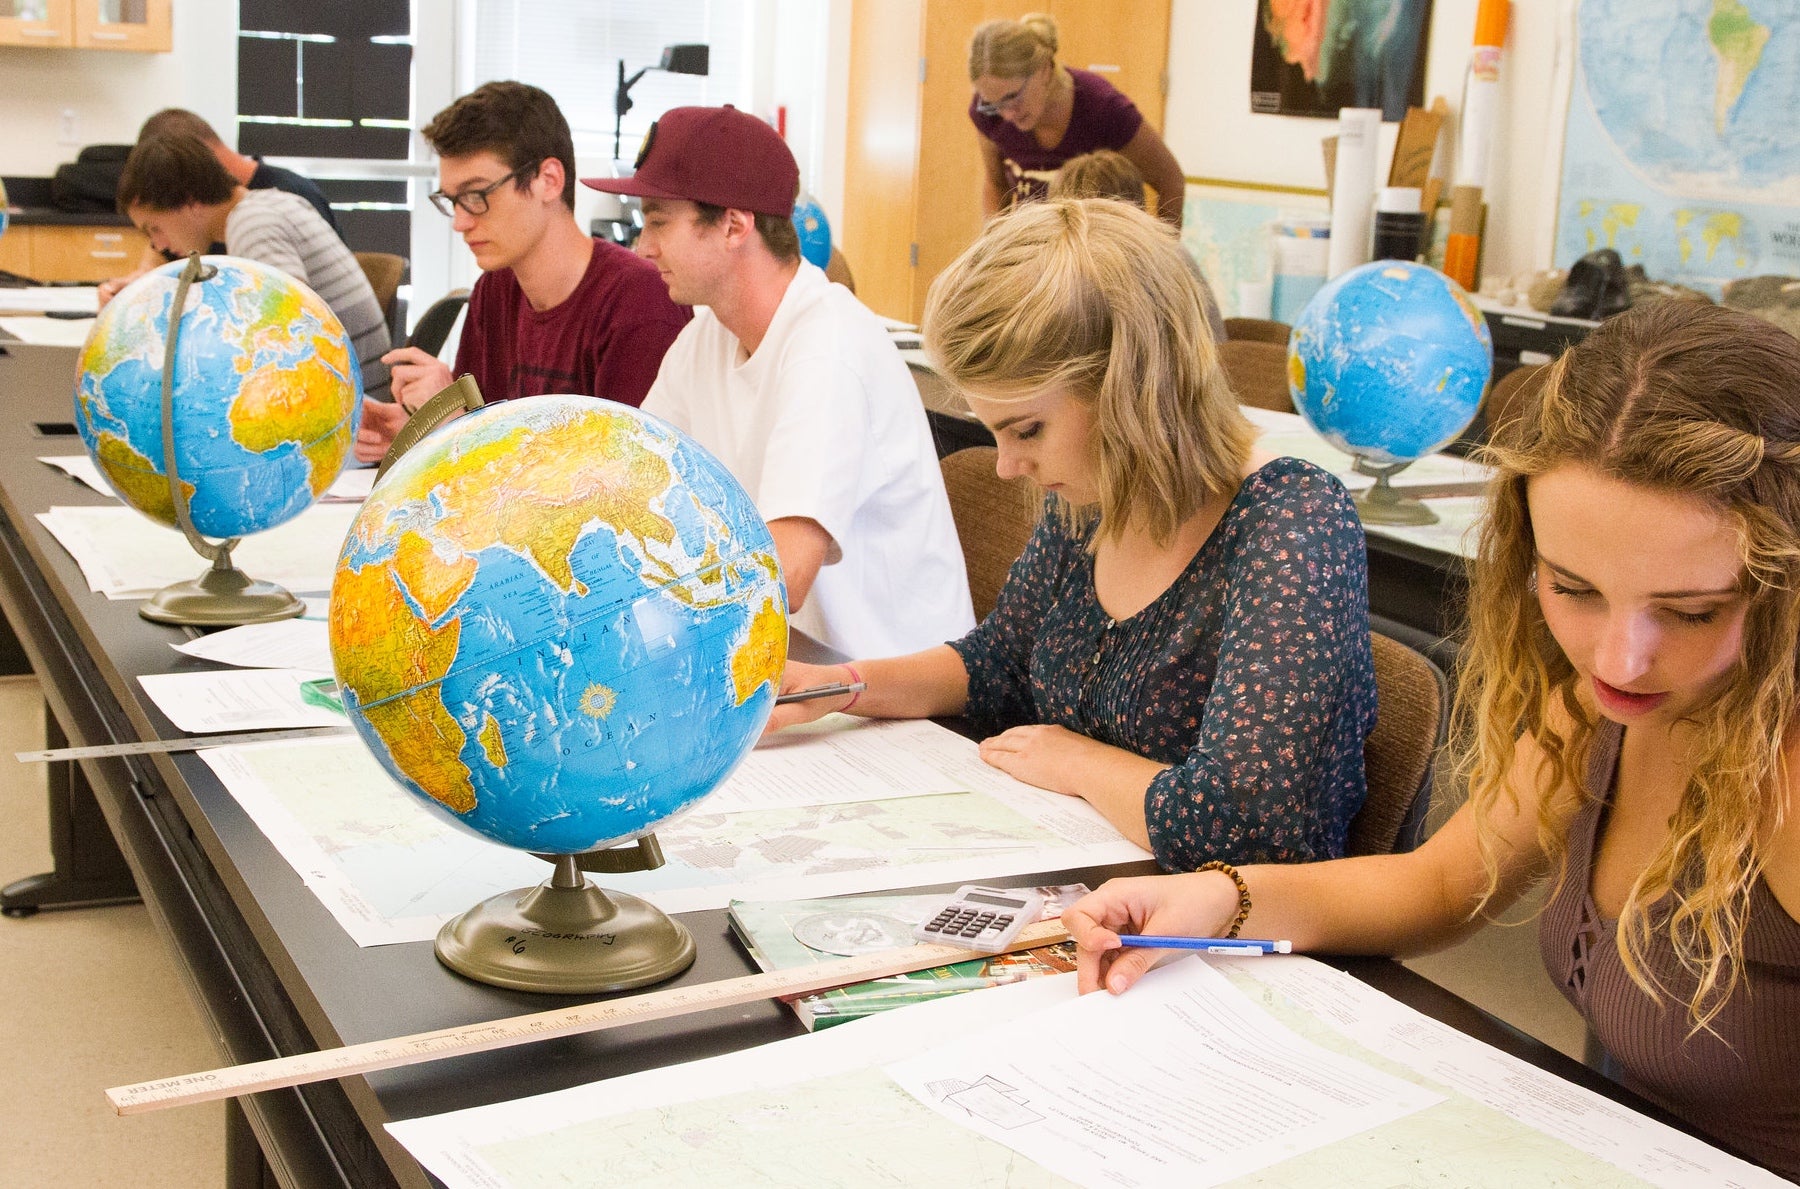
[59,108,80,145]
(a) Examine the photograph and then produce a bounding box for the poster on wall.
[1250,0,1434,121]
[1554,0,1800,298]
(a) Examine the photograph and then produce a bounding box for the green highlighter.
[298,677,344,714]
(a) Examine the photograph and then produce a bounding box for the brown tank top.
[1539,719,1800,1178]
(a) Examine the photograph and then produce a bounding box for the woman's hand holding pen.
[763,661,864,735]
[1064,871,1243,996]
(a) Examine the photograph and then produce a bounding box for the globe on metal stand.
[371,378,704,994]
[1350,457,1440,525]
[434,837,695,993]
[140,255,304,627]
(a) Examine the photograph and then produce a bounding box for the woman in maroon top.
[1068,302,1800,1179]
[967,14,1185,226]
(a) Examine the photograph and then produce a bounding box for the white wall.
[0,0,238,176]
[1165,0,1570,284]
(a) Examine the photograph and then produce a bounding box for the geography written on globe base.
[329,393,789,860]
[72,255,362,540]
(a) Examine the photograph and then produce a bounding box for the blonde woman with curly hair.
[1069,301,1800,1178]
[967,14,1185,225]
[769,200,1376,867]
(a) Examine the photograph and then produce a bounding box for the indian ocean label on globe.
[329,394,788,856]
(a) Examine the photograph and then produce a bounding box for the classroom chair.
[825,246,857,294]
[1222,316,1293,346]
[1219,340,1295,414]
[1348,631,1450,857]
[406,289,471,358]
[939,446,1037,622]
[355,251,407,341]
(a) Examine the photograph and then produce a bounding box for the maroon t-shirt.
[454,237,689,406]
[968,67,1145,207]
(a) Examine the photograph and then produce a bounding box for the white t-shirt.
[643,263,975,657]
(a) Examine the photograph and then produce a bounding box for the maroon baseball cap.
[582,106,798,219]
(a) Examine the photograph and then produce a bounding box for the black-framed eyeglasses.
[973,70,1037,117]
[427,164,538,217]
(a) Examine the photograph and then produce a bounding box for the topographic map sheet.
[386,958,1785,1189]
[198,717,1147,946]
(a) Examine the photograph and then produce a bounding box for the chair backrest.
[1481,362,1547,442]
[938,446,1037,621]
[1222,316,1292,346]
[406,289,471,359]
[354,251,406,336]
[1348,631,1449,856]
[1219,339,1295,413]
[825,246,857,294]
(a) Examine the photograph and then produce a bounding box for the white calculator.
[913,885,1045,953]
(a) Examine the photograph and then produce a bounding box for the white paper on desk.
[387,975,1079,1188]
[139,668,342,732]
[38,455,117,497]
[0,314,94,347]
[321,465,375,502]
[37,502,359,598]
[0,286,99,314]
[888,957,1441,1188]
[711,715,1006,813]
[171,618,333,673]
[1241,406,1491,493]
[1234,959,1791,1189]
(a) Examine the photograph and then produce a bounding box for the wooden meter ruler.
[108,919,1073,1115]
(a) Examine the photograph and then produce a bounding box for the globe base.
[1350,460,1441,526]
[435,856,696,994]
[140,564,306,626]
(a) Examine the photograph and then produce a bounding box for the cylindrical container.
[1236,280,1274,320]
[1271,220,1331,324]
[1327,107,1382,278]
[1372,211,1428,261]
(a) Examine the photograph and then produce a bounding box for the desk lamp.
[613,43,710,161]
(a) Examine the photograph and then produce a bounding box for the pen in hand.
[1115,935,1293,955]
[774,681,866,705]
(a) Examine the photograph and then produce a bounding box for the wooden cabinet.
[0,224,150,282]
[0,0,169,51]
[843,0,1171,324]
[0,0,73,46]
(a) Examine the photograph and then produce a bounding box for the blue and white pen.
[1115,935,1293,956]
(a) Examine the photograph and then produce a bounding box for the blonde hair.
[968,13,1058,81]
[1050,150,1147,208]
[923,199,1250,547]
[1459,301,1800,1031]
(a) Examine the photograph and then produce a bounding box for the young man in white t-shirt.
[584,106,974,658]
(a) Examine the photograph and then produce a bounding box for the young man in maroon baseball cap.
[584,107,973,658]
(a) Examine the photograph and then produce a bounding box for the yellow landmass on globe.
[92,431,193,526]
[329,562,476,814]
[477,713,508,769]
[230,352,357,496]
[1708,0,1769,134]
[731,594,788,706]
[388,530,480,626]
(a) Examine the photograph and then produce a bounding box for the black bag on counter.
[50,144,133,213]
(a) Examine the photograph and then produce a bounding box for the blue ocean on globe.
[793,193,832,270]
[329,395,790,855]
[1287,261,1492,465]
[72,256,363,539]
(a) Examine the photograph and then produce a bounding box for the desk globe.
[329,393,788,992]
[73,255,362,622]
[1287,261,1492,525]
[792,192,832,270]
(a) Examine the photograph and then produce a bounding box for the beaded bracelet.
[840,662,864,712]
[1197,859,1251,939]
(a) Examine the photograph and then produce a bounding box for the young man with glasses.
[586,107,974,658]
[357,81,688,464]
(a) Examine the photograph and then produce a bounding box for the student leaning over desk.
[1069,302,1800,1179]
[768,199,1378,869]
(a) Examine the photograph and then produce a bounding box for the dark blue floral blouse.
[949,457,1376,869]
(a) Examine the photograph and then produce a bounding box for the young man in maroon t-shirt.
[356,82,689,464]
